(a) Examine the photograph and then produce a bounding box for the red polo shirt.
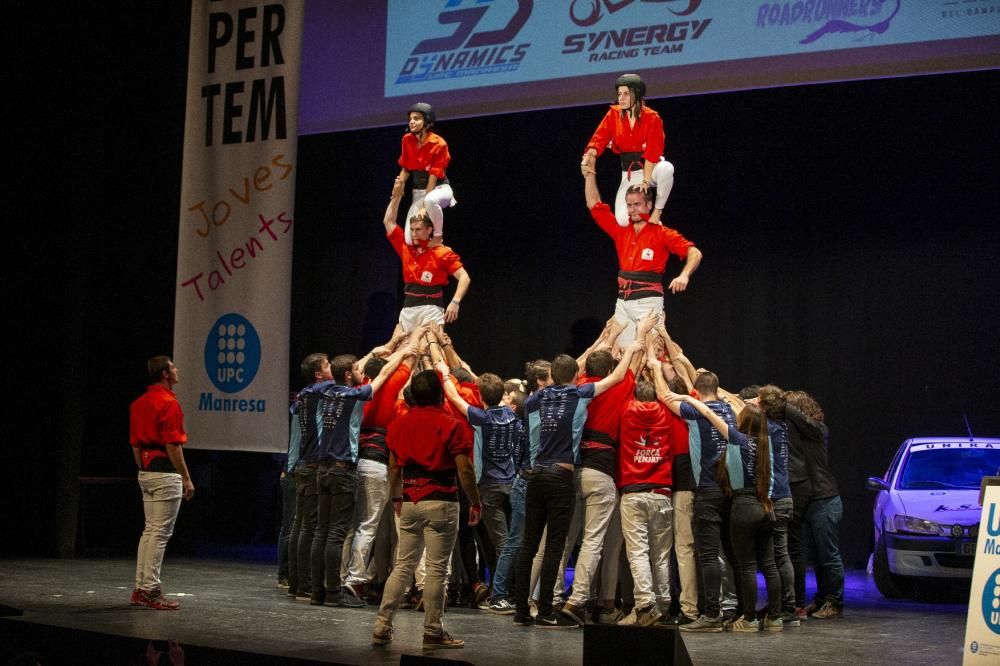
[129,385,187,472]
[578,369,636,477]
[387,226,463,287]
[586,105,665,164]
[398,131,450,180]
[387,405,472,503]
[591,202,692,274]
[360,362,412,464]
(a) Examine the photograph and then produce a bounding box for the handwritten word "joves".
[181,210,292,302]
[187,153,293,238]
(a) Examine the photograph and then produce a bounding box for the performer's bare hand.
[445,301,460,323]
[669,275,690,293]
[391,178,405,199]
[182,479,195,501]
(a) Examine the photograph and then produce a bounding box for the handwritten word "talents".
[188,153,293,238]
[202,5,288,146]
[181,211,292,302]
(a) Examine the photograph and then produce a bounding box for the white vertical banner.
[965,484,1000,663]
[173,0,303,452]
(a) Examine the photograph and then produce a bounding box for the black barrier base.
[401,654,475,666]
[583,623,693,666]
[0,621,339,666]
[0,604,23,617]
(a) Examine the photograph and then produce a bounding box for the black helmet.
[614,73,646,103]
[408,102,436,127]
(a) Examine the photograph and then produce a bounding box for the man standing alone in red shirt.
[129,356,194,610]
[372,370,482,650]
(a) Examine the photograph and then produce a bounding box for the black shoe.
[673,613,697,627]
[309,589,326,606]
[325,588,365,608]
[513,612,533,626]
[535,612,580,629]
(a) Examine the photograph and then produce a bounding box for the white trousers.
[613,158,675,227]
[344,458,389,585]
[399,304,445,333]
[135,471,182,592]
[613,296,664,347]
[404,184,456,244]
[620,492,673,610]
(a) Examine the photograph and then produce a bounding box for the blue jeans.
[277,473,296,580]
[492,476,527,600]
[804,495,845,606]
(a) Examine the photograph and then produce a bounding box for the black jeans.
[277,473,297,580]
[771,496,795,614]
[288,464,319,596]
[693,490,731,618]
[729,493,780,621]
[788,480,812,608]
[514,465,576,617]
[310,463,358,602]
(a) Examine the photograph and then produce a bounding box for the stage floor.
[0,558,970,665]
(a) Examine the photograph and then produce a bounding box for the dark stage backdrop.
[8,3,998,575]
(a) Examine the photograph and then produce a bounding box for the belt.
[403,282,444,309]
[620,151,644,172]
[617,270,664,301]
[137,443,166,451]
[319,460,357,470]
[410,171,448,190]
[581,429,617,447]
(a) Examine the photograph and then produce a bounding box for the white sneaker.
[618,609,637,625]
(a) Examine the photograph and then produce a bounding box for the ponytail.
[755,407,773,513]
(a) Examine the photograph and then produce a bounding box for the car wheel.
[872,536,912,598]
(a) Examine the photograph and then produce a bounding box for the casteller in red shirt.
[130,385,187,472]
[585,104,665,166]
[617,398,674,493]
[387,405,472,503]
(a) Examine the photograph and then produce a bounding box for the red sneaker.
[129,589,145,606]
[135,589,180,610]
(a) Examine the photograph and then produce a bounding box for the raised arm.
[584,167,601,210]
[677,394,731,440]
[435,361,471,419]
[392,168,408,198]
[575,318,617,376]
[384,192,403,235]
[594,339,644,397]
[648,357,670,403]
[370,326,423,394]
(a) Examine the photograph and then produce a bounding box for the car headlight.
[893,515,944,535]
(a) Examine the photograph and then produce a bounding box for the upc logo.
[204,313,261,393]
[984,568,1000,635]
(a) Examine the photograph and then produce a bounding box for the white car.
[866,437,999,597]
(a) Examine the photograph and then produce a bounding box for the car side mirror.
[866,476,889,492]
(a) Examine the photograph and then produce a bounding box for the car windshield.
[898,446,1000,490]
